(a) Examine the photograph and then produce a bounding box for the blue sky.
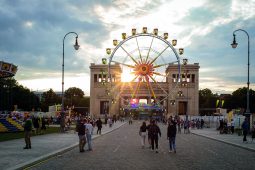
[0,0,255,96]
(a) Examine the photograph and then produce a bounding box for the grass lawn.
[0,126,61,142]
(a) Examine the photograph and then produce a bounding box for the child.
[252,121,255,142]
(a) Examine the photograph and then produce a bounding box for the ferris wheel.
[106,27,183,105]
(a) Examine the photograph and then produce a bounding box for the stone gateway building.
[90,62,200,119]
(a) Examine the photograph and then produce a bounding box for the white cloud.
[77,35,106,65]
[231,0,255,20]
[19,75,90,95]
[94,0,204,33]
[24,21,34,28]
[1,0,255,95]
[200,77,240,94]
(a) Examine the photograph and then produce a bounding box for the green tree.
[40,89,61,112]
[65,87,85,98]
[78,97,90,108]
[0,78,40,111]
[64,87,85,107]
[199,88,214,97]
[231,87,255,113]
[199,88,217,115]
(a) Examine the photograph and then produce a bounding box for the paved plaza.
[0,121,125,170]
[0,120,255,170]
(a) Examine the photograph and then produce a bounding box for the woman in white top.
[139,122,147,148]
[85,119,93,151]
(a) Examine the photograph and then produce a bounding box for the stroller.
[219,122,228,134]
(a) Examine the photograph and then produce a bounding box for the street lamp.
[182,58,188,122]
[61,32,80,132]
[231,29,250,128]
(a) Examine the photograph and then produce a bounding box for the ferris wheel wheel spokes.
[120,45,139,65]
[135,37,143,62]
[107,27,183,108]
[145,36,155,63]
[149,45,169,65]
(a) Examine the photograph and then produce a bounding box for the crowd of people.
[20,113,255,153]
[75,115,179,154]
[171,118,205,134]
[139,116,177,153]
[76,118,94,152]
[138,116,255,154]
[218,119,235,134]
[75,115,120,153]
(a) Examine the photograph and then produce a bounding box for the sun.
[121,69,133,82]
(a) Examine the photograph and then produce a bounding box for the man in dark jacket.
[23,115,32,149]
[149,120,161,153]
[147,120,153,148]
[242,117,249,143]
[167,120,177,153]
[76,120,86,152]
[96,118,103,135]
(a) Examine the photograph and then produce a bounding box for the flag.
[221,100,224,107]
[216,99,219,107]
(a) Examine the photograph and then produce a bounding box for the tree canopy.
[199,87,255,115]
[0,78,40,111]
[40,89,61,112]
[65,87,84,98]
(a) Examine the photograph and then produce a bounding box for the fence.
[178,115,246,129]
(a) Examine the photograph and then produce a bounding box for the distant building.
[90,63,200,118]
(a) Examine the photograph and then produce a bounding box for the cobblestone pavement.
[29,121,255,170]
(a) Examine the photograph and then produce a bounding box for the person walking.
[85,119,94,151]
[139,121,147,148]
[242,117,249,143]
[167,120,177,153]
[230,119,235,134]
[96,118,103,135]
[149,120,161,153]
[147,120,152,148]
[184,120,190,134]
[252,121,255,142]
[23,115,32,149]
[32,116,39,135]
[76,120,86,152]
[177,118,181,134]
[41,116,47,134]
[200,119,204,129]
[108,117,113,128]
[104,115,108,126]
[129,116,132,125]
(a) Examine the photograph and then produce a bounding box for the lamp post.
[61,32,80,132]
[182,59,188,122]
[231,29,250,128]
